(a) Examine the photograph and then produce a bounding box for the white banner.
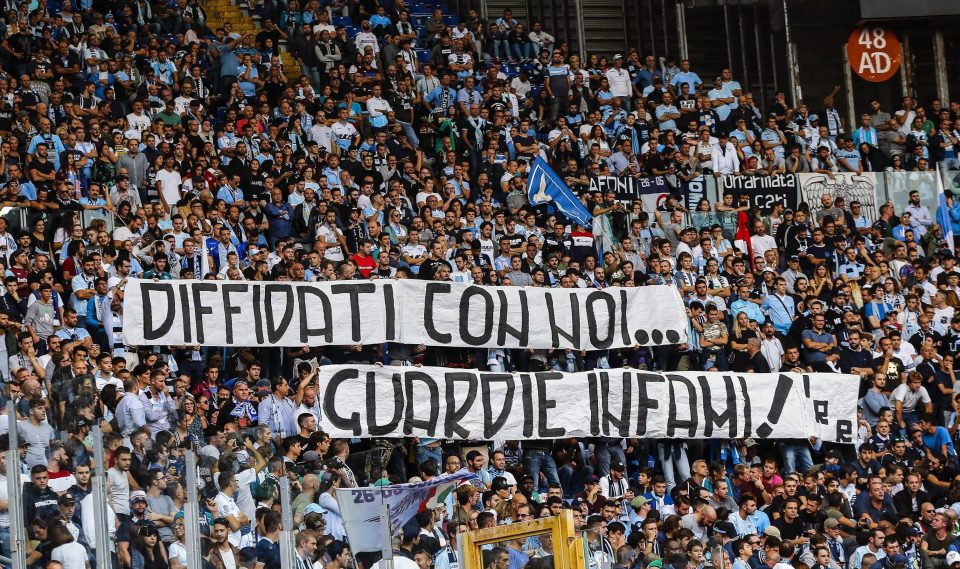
[799,171,881,222]
[121,279,688,350]
[319,366,859,443]
[337,471,477,553]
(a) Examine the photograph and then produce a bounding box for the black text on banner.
[718,173,799,213]
[589,175,671,203]
[122,280,688,350]
[319,366,858,443]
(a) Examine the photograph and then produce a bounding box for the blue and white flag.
[336,470,479,552]
[526,155,593,227]
[937,164,955,254]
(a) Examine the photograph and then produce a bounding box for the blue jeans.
[416,445,443,470]
[398,121,420,148]
[594,441,626,477]
[510,40,534,60]
[0,526,9,560]
[703,348,730,371]
[524,449,560,491]
[657,443,691,491]
[558,463,593,498]
[779,442,813,474]
[494,39,509,60]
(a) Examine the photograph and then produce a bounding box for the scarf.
[230,397,258,422]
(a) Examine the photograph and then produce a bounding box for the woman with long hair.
[133,524,168,569]
[810,264,834,302]
[582,124,611,158]
[728,311,758,372]
[29,217,53,259]
[691,198,718,231]
[881,276,905,310]
[175,393,206,447]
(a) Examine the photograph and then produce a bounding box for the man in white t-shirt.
[155,155,182,209]
[126,101,152,136]
[315,210,346,262]
[214,471,250,547]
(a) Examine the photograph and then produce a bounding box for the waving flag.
[937,164,955,254]
[526,155,593,227]
[734,211,754,269]
[336,470,478,553]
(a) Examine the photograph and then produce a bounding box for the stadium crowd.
[0,0,960,568]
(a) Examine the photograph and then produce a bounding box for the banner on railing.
[590,175,672,211]
[799,172,882,222]
[338,471,478,553]
[718,173,799,213]
[681,176,713,211]
[319,366,858,443]
[122,279,688,349]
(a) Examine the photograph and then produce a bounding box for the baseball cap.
[585,475,600,484]
[492,477,510,491]
[808,114,819,122]
[301,450,320,462]
[763,526,782,539]
[743,438,759,448]
[130,490,148,504]
[611,460,626,472]
[900,526,921,537]
[304,502,328,515]
[946,552,960,566]
[823,518,839,529]
[631,496,651,509]
[613,54,623,61]
[58,493,77,505]
[889,554,909,565]
[713,521,735,536]
[254,379,271,390]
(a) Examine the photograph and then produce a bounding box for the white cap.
[947,552,960,566]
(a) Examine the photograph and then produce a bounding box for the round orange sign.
[847,26,902,83]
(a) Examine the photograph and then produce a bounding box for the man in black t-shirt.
[28,143,56,193]
[772,497,807,550]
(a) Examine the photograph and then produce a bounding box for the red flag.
[734,210,754,270]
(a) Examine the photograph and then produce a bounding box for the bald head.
[21,378,40,397]
[302,473,319,492]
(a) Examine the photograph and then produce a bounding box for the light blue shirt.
[655,104,679,131]
[28,133,66,169]
[707,87,734,120]
[70,272,96,316]
[671,71,702,91]
[760,128,784,157]
[722,81,741,108]
[761,293,795,331]
[834,147,861,172]
[730,298,765,324]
